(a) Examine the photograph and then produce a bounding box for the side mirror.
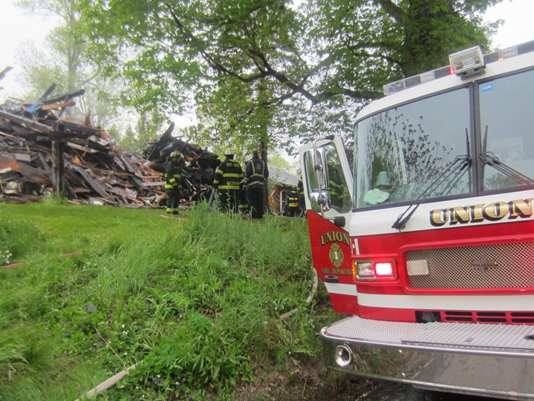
[310,190,331,213]
[312,148,328,190]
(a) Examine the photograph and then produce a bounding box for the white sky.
[1,0,533,101]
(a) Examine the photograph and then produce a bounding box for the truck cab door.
[299,135,358,315]
[299,135,353,222]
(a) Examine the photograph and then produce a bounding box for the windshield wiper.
[479,126,534,187]
[392,130,471,231]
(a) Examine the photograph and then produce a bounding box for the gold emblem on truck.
[329,243,344,267]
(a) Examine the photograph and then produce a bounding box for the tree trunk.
[260,139,269,215]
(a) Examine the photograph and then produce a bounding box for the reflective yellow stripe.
[223,173,242,178]
[165,184,173,189]
[216,169,224,175]
[218,185,241,190]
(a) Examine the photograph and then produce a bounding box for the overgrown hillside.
[0,202,345,400]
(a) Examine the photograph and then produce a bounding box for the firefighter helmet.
[170,151,181,158]
[224,149,235,156]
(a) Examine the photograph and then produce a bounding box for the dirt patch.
[234,356,372,401]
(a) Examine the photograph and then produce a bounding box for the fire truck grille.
[441,311,534,324]
[406,241,534,289]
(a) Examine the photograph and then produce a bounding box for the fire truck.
[299,40,534,400]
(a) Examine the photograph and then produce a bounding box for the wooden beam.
[69,164,109,199]
[41,101,76,111]
[66,142,98,153]
[52,140,65,196]
[0,110,51,133]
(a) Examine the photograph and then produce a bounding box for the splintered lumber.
[0,110,51,133]
[1,89,220,208]
[18,162,51,184]
[41,101,76,111]
[69,164,109,198]
[67,142,99,153]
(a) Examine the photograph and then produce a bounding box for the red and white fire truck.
[299,41,534,400]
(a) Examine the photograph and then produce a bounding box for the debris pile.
[143,124,221,204]
[0,85,221,207]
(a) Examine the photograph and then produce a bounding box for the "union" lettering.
[320,231,350,246]
[430,198,533,227]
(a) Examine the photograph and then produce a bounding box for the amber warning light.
[354,260,397,281]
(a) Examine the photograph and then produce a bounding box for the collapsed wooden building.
[0,86,221,208]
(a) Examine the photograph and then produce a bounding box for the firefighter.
[165,151,183,215]
[214,150,244,213]
[297,177,305,217]
[244,150,269,219]
[286,186,300,217]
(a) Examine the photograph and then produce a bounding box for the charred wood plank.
[69,164,109,198]
[38,84,57,101]
[52,141,66,196]
[39,120,99,135]
[41,89,85,104]
[38,152,50,170]
[147,122,174,161]
[18,162,51,185]
[0,67,13,82]
[0,110,51,133]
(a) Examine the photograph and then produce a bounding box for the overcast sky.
[1,0,533,98]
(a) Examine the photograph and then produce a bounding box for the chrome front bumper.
[322,316,534,400]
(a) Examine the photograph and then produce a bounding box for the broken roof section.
[269,167,298,187]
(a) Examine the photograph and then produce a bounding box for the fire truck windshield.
[354,87,472,209]
[353,67,534,210]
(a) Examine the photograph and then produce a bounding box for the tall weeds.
[0,202,319,400]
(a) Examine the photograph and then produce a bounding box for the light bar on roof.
[449,46,485,76]
[383,65,451,96]
[382,40,534,96]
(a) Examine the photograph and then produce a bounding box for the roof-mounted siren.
[449,46,485,78]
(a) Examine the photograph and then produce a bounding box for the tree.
[79,0,503,152]
[14,0,126,127]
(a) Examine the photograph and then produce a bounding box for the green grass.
[0,201,330,400]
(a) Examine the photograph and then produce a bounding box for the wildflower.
[87,304,96,313]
